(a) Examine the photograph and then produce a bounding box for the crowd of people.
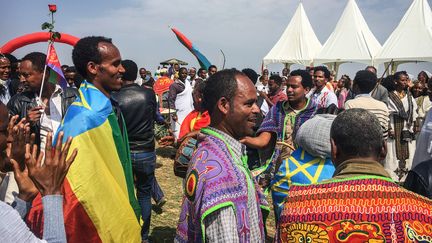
[0,35,431,243]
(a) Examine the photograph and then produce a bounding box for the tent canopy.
[263,3,322,67]
[375,0,432,64]
[160,58,188,65]
[314,0,381,66]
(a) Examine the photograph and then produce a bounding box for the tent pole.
[334,62,340,78]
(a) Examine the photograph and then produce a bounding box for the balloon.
[0,32,79,54]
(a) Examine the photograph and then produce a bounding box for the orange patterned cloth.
[277,175,432,242]
[179,110,210,139]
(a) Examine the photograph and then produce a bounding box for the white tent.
[375,0,432,67]
[263,3,322,67]
[314,0,382,69]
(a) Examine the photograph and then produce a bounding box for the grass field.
[148,146,276,242]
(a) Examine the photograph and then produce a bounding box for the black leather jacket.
[113,83,158,153]
[7,87,78,145]
[404,159,432,199]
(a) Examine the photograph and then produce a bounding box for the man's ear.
[87,61,98,76]
[330,138,338,163]
[379,140,387,161]
[216,97,230,115]
[304,86,311,95]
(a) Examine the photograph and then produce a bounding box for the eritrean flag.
[27,81,141,243]
[171,27,212,70]
[46,43,68,89]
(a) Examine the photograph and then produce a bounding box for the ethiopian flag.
[27,81,141,243]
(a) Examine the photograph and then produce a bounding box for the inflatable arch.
[0,32,79,54]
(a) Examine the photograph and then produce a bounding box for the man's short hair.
[121,60,138,81]
[394,71,408,81]
[203,69,243,115]
[242,68,258,85]
[198,68,206,74]
[194,79,207,94]
[72,36,113,79]
[65,66,76,73]
[365,66,377,74]
[331,108,383,158]
[290,69,313,89]
[3,53,18,63]
[314,66,330,79]
[208,65,217,71]
[269,74,283,86]
[21,52,46,72]
[354,70,377,94]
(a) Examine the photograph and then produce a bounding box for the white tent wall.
[263,3,322,67]
[314,0,382,68]
[375,0,432,67]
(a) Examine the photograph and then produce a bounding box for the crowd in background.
[0,36,431,243]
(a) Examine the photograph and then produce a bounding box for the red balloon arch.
[0,32,79,54]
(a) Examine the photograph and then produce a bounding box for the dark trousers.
[131,151,156,240]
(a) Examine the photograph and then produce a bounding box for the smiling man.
[309,66,338,111]
[175,69,269,242]
[0,55,12,104]
[26,36,141,243]
[241,70,316,179]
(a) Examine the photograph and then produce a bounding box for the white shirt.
[39,85,64,149]
[308,86,338,109]
[0,79,11,105]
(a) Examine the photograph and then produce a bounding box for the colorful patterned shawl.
[277,176,432,242]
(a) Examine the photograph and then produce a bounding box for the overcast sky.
[1,0,432,78]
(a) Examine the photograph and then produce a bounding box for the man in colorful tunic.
[175,69,269,242]
[241,70,316,185]
[277,109,432,242]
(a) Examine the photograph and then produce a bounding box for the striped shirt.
[345,95,390,139]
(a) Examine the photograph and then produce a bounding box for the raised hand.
[26,132,78,196]
[6,115,21,157]
[10,121,34,171]
[10,157,38,202]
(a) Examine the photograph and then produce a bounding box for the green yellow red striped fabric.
[27,81,141,243]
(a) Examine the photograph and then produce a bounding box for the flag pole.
[38,41,52,101]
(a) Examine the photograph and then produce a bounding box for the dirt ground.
[149,146,276,242]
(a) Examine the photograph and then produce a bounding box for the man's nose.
[252,103,260,113]
[119,64,125,73]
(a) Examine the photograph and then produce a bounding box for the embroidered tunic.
[175,127,269,242]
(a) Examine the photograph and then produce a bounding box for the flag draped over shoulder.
[27,81,141,243]
[46,43,68,89]
[171,27,211,70]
